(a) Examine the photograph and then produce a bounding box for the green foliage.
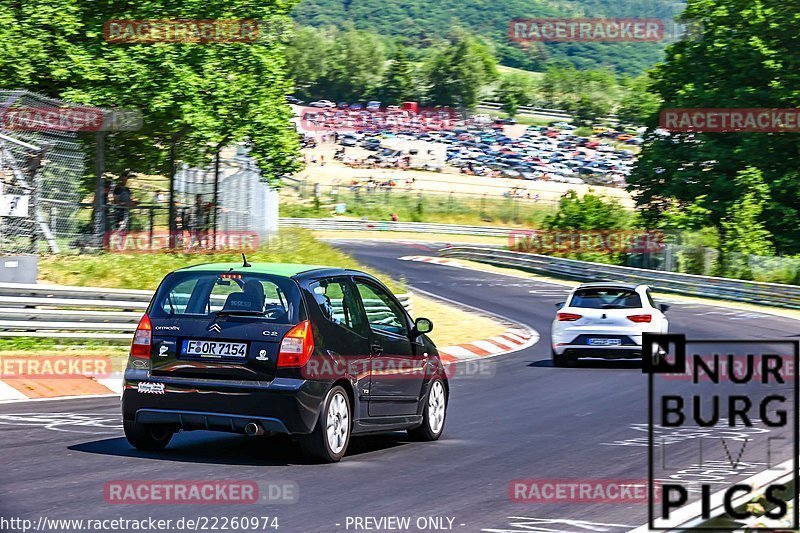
[629,0,800,254]
[718,168,775,279]
[720,168,775,257]
[496,72,538,116]
[0,0,302,188]
[540,190,638,263]
[658,196,713,232]
[378,48,417,104]
[544,190,634,230]
[616,74,662,126]
[290,0,678,73]
[541,66,619,120]
[422,30,498,110]
[286,25,388,103]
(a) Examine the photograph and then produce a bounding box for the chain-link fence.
[175,145,279,237]
[0,91,86,254]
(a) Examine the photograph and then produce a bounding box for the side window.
[310,279,363,334]
[354,280,408,336]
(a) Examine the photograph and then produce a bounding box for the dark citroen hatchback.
[122,261,448,462]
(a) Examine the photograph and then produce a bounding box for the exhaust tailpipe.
[245,422,265,437]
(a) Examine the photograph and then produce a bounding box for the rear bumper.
[121,369,329,435]
[556,346,642,359]
[135,409,290,434]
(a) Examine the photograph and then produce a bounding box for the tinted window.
[569,288,642,309]
[354,280,407,336]
[150,271,301,323]
[309,279,364,334]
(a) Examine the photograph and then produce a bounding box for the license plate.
[181,340,247,358]
[588,338,622,346]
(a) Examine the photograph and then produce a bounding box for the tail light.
[130,314,152,358]
[627,314,652,323]
[557,312,582,322]
[277,320,314,367]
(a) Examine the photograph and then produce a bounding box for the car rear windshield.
[149,271,302,324]
[569,288,642,309]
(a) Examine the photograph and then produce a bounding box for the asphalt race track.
[1,240,798,533]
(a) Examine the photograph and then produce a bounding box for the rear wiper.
[214,310,267,317]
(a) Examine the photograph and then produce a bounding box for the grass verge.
[37,228,404,293]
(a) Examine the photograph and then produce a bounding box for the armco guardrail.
[478,100,619,123]
[438,246,800,309]
[0,282,412,341]
[280,217,512,237]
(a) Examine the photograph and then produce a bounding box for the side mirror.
[659,304,670,312]
[555,302,565,310]
[414,317,433,334]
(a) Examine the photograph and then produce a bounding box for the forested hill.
[292,0,684,74]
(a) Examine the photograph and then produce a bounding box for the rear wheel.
[300,386,351,463]
[408,379,447,441]
[124,420,174,451]
[552,350,575,368]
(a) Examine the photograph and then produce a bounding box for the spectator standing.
[112,171,134,230]
[189,194,209,248]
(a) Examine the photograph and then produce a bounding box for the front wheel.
[124,420,174,451]
[300,386,351,463]
[408,379,447,441]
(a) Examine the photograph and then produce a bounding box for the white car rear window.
[570,288,642,309]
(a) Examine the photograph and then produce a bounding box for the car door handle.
[371,343,384,355]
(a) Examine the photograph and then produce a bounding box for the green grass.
[282,190,556,228]
[38,228,405,293]
[0,338,131,351]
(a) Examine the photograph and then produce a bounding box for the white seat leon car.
[550,283,669,366]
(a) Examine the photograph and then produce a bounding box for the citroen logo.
[207,323,222,333]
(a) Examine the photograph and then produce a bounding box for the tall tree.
[616,74,662,126]
[496,72,538,117]
[378,47,416,104]
[629,0,800,253]
[0,0,301,189]
[423,29,497,111]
